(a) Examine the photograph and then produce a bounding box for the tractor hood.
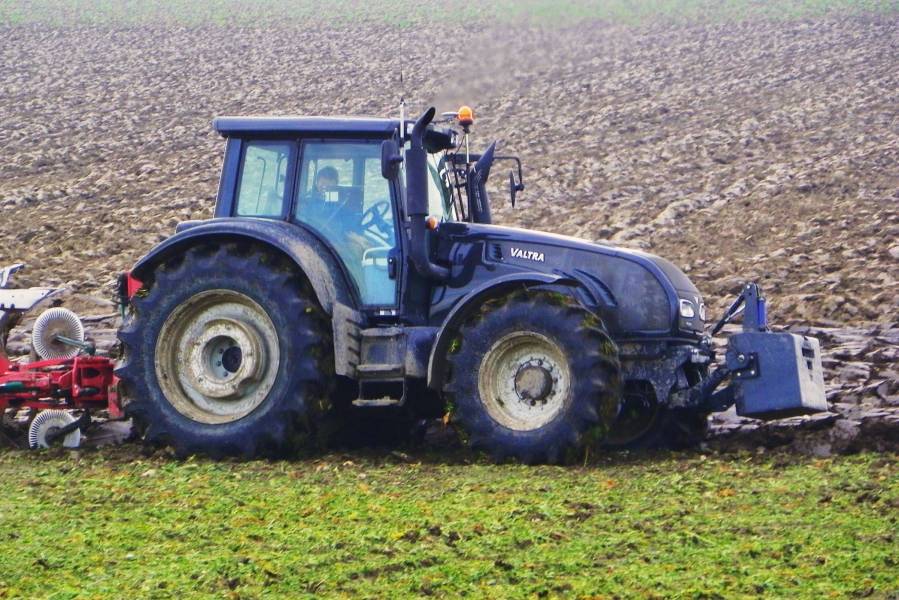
[444,222,704,336]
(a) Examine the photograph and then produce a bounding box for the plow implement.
[1,264,120,449]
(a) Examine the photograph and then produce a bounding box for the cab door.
[293,140,399,308]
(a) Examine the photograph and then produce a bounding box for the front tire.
[445,291,621,464]
[116,243,333,458]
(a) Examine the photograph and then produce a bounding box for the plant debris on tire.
[116,242,333,458]
[445,290,621,464]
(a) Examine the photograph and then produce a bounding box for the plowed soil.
[1,11,897,408]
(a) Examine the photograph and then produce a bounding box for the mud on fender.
[726,331,827,419]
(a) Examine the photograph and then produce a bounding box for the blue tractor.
[116,107,827,462]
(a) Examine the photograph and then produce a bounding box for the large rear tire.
[116,243,333,458]
[444,291,621,464]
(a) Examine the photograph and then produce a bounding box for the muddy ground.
[1,14,897,445]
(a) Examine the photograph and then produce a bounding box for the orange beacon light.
[457,105,474,127]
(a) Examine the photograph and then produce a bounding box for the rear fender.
[129,218,358,314]
[427,273,585,390]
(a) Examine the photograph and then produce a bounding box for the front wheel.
[116,243,333,458]
[603,381,709,450]
[445,291,621,464]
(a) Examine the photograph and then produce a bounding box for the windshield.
[426,155,455,222]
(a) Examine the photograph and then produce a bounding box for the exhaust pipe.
[406,107,449,281]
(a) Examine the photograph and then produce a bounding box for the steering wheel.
[360,201,393,242]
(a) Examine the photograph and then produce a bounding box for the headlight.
[679,299,696,319]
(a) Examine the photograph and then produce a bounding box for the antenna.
[400,96,406,141]
[399,32,406,141]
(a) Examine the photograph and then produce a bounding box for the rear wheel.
[445,291,621,464]
[117,243,333,458]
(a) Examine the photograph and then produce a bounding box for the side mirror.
[509,170,524,208]
[381,139,402,179]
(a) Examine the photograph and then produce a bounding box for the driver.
[302,166,344,229]
[306,166,339,203]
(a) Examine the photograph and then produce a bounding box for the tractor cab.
[210,118,405,308]
[206,110,519,316]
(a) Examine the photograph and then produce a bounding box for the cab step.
[352,397,402,408]
[354,378,406,407]
[355,363,404,378]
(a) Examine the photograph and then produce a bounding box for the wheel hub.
[155,290,280,424]
[513,362,553,403]
[221,345,243,373]
[183,319,265,400]
[478,332,571,431]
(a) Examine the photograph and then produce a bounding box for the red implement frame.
[0,353,121,418]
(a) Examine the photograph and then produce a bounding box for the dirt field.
[1,5,897,403]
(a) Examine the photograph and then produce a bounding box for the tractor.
[116,106,827,462]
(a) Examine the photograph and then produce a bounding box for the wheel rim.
[477,331,571,431]
[604,383,660,446]
[155,290,280,424]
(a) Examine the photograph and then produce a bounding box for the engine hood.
[446,222,704,335]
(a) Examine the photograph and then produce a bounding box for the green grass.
[0,448,896,598]
[1,0,897,27]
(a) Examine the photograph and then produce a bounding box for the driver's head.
[315,167,338,193]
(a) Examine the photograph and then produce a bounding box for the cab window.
[235,141,291,217]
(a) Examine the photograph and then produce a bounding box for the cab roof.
[213,116,409,138]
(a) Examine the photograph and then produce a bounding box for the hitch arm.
[673,283,769,412]
[672,363,734,412]
[710,282,767,336]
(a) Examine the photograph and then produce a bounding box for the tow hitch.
[674,283,828,418]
